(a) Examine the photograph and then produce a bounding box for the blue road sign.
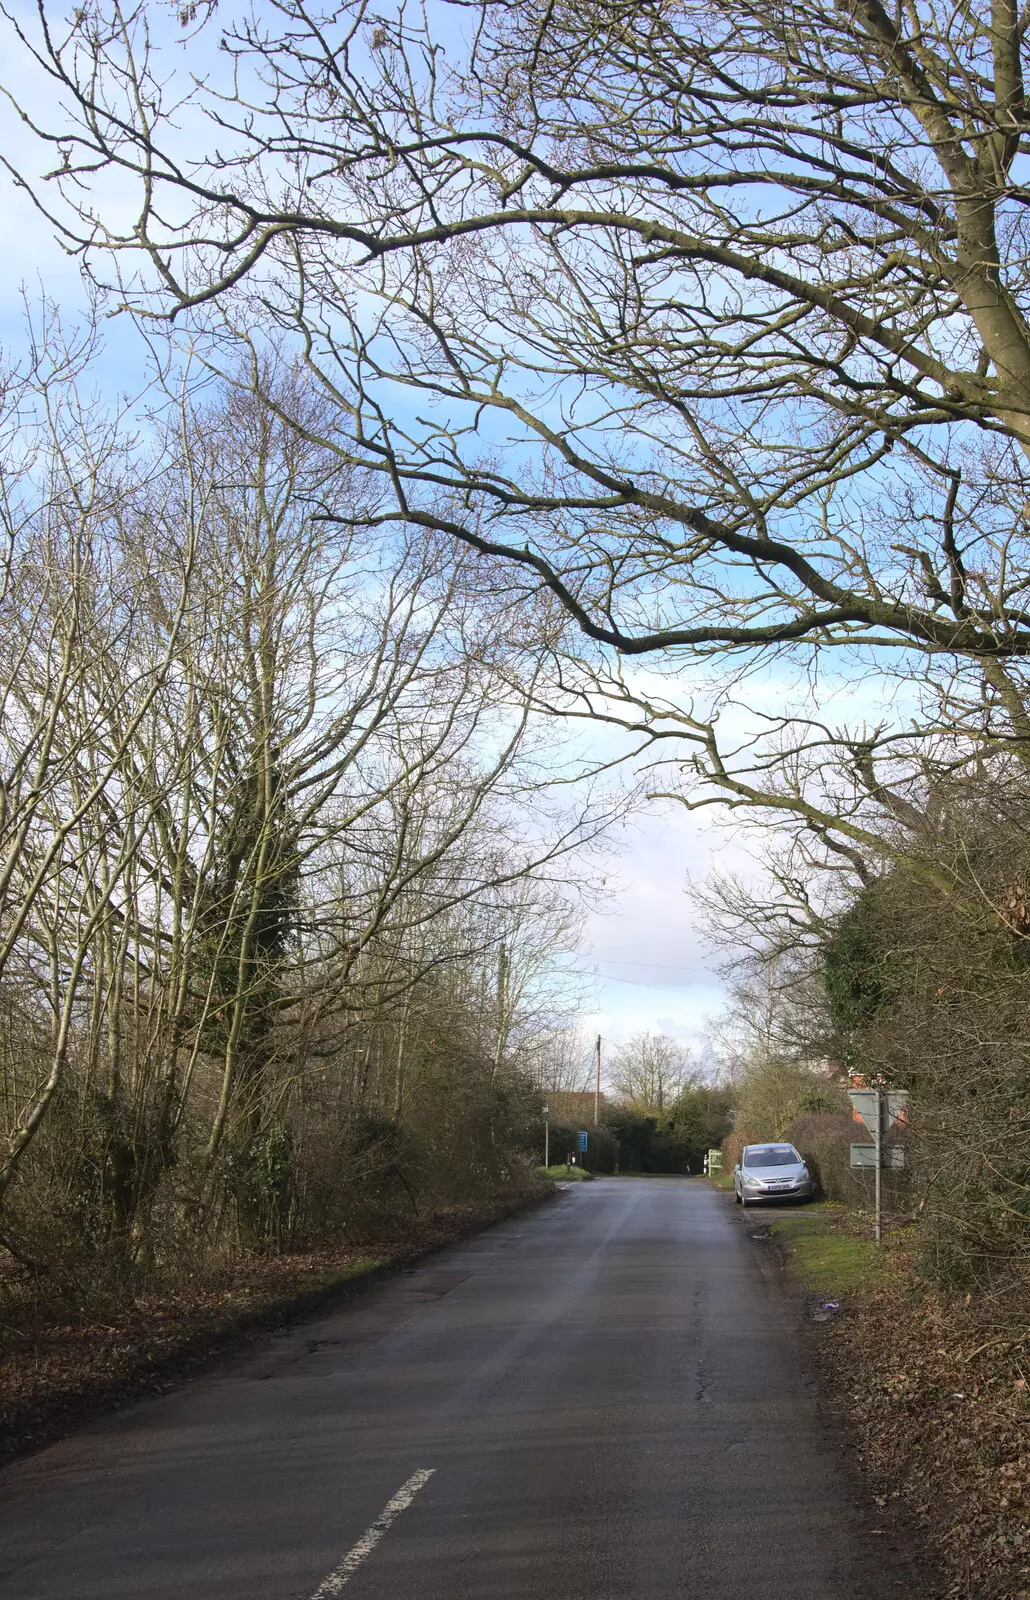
[576,1130,588,1152]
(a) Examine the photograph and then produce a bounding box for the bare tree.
[522,1019,594,1096]
[0,320,612,1272]
[609,1032,693,1116]
[0,319,200,1208]
[11,0,1030,859]
[104,367,609,1216]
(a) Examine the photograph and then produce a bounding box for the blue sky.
[574,804,737,1059]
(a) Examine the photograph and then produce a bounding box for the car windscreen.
[745,1147,799,1167]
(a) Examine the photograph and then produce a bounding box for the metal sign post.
[849,1086,908,1246]
[850,1145,904,1170]
[874,1084,882,1247]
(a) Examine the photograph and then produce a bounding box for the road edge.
[713,1180,946,1600]
[0,1183,559,1470]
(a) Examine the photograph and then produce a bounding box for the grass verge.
[539,1163,594,1181]
[762,1203,899,1296]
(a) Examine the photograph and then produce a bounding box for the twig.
[0,1229,51,1273]
[960,1331,1030,1365]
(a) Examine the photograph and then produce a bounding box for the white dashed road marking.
[308,1469,436,1597]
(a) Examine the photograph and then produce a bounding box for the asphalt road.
[0,1178,911,1600]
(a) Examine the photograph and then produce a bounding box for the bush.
[781,1113,865,1203]
[723,1110,905,1209]
[603,1106,694,1172]
[721,1128,745,1174]
[721,1059,852,1181]
[728,1057,850,1144]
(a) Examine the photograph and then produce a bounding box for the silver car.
[734,1142,813,1206]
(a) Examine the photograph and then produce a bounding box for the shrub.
[781,1113,865,1203]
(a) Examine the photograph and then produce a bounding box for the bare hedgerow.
[824,779,1030,1301]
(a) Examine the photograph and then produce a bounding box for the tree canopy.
[10,0,1030,857]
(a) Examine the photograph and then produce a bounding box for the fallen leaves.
[0,1187,547,1466]
[814,1285,1030,1599]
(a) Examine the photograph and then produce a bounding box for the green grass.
[709,1169,735,1190]
[765,1204,898,1295]
[538,1163,595,1182]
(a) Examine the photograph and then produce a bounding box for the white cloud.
[573,798,752,1051]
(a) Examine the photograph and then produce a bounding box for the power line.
[591,957,706,973]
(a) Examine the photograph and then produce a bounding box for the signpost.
[848,1087,909,1246]
[848,1090,909,1133]
[576,1130,588,1155]
[849,1144,905,1169]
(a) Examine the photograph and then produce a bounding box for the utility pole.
[543,1106,549,1170]
[594,1034,601,1126]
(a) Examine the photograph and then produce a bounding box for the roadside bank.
[0,1180,554,1467]
[736,1194,1030,1600]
